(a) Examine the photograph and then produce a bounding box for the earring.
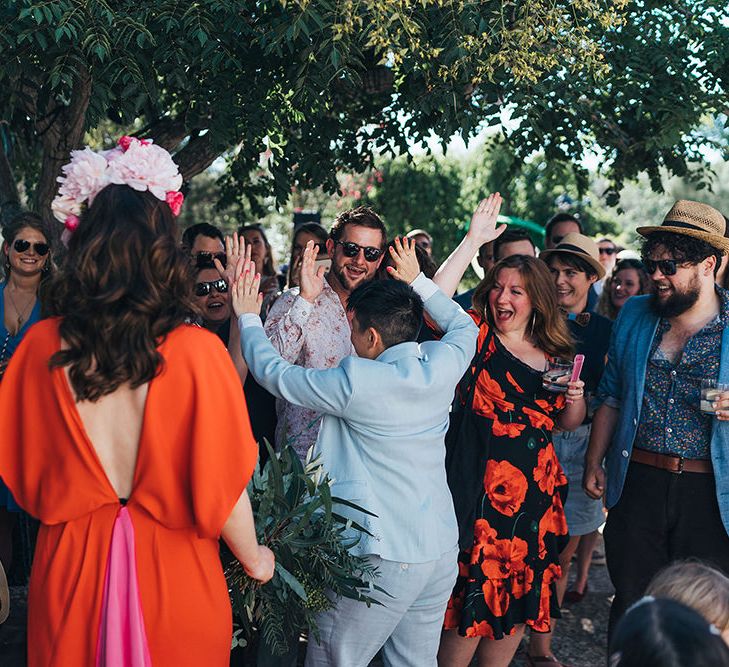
[529,310,536,337]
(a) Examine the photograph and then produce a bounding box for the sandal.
[564,582,588,604]
[526,655,572,667]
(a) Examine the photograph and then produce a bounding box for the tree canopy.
[1,0,727,225]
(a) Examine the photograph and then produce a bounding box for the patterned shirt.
[263,277,353,460]
[635,287,729,459]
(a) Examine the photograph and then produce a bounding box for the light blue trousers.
[305,546,458,667]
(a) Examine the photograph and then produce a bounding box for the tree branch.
[174,133,222,181]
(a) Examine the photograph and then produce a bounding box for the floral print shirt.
[635,286,729,460]
[263,277,354,460]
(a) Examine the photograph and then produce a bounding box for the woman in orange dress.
[0,138,274,666]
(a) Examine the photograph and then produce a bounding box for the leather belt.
[631,448,713,474]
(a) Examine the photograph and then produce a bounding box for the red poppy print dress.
[444,317,569,639]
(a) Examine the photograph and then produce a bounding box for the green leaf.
[275,562,308,601]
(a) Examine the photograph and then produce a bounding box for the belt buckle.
[672,455,684,474]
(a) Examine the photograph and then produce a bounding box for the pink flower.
[64,215,80,232]
[165,191,184,216]
[118,136,150,151]
[55,148,109,205]
[107,142,182,200]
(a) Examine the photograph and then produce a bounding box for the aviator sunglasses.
[194,251,227,269]
[13,239,50,256]
[194,279,228,297]
[335,240,383,262]
[643,258,689,276]
[599,247,617,255]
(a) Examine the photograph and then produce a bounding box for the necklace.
[4,287,36,335]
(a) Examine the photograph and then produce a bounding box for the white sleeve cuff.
[410,273,439,300]
[238,313,264,329]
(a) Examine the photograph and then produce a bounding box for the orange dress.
[0,319,258,666]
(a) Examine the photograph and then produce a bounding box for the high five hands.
[468,193,506,246]
[386,236,420,284]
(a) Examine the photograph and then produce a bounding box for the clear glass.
[542,358,574,393]
[700,379,729,414]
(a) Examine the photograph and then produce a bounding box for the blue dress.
[0,282,42,511]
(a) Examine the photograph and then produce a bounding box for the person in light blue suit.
[233,237,479,667]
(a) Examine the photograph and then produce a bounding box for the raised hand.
[299,240,326,304]
[215,233,251,288]
[386,237,421,284]
[232,258,263,317]
[467,193,507,246]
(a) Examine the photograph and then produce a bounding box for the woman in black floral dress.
[434,196,586,667]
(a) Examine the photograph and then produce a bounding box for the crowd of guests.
[1,137,729,667]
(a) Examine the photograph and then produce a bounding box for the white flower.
[50,194,83,223]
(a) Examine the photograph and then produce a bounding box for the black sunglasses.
[13,239,50,256]
[194,251,226,268]
[599,247,617,255]
[335,240,383,262]
[643,258,689,276]
[194,279,228,296]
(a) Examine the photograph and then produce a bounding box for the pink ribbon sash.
[95,506,152,667]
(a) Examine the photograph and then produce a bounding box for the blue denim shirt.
[595,291,729,536]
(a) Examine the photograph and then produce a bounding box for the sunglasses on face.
[194,279,228,297]
[335,240,383,262]
[194,252,226,268]
[13,239,50,256]
[643,258,689,276]
[599,247,617,255]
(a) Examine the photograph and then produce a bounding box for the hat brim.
[539,247,606,279]
[636,225,729,255]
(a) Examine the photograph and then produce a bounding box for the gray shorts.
[553,424,605,536]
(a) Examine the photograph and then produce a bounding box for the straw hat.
[637,200,729,254]
[539,232,606,279]
[0,560,9,624]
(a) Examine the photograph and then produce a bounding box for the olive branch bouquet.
[225,442,384,656]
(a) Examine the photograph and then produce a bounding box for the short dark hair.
[494,227,536,260]
[544,250,600,279]
[346,280,423,349]
[609,598,729,667]
[377,241,437,280]
[330,206,387,247]
[181,223,224,250]
[545,213,582,239]
[641,231,722,276]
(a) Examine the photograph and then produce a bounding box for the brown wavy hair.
[47,185,197,401]
[472,254,574,359]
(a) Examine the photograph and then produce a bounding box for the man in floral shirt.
[584,200,729,635]
[264,207,387,460]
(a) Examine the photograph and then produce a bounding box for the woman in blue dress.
[0,212,53,587]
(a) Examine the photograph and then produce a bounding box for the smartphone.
[314,257,332,272]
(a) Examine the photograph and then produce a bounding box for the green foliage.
[226,443,383,656]
[3,0,726,220]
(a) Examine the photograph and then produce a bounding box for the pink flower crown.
[51,136,184,238]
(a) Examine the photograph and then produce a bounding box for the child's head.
[609,597,729,667]
[646,560,729,643]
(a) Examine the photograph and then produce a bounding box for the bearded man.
[264,207,386,460]
[583,200,729,636]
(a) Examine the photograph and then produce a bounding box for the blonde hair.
[646,561,729,634]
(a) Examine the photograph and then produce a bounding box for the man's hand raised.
[299,241,326,303]
[386,237,420,284]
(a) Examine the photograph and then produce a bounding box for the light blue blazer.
[595,293,729,536]
[239,275,478,563]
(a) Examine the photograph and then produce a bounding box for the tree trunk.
[34,67,92,233]
[0,145,21,227]
[174,134,221,182]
